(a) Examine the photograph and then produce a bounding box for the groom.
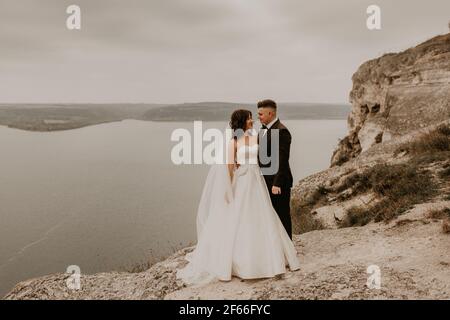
[257,99,294,239]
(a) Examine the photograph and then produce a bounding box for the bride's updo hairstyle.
[229,109,252,140]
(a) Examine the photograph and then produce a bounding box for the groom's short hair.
[257,99,277,110]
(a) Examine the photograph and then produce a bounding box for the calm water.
[0,119,347,296]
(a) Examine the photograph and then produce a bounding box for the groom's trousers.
[269,187,292,240]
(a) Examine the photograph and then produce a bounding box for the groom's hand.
[272,186,281,195]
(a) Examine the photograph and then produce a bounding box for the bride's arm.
[227,138,237,182]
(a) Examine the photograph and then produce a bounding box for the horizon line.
[0,100,351,106]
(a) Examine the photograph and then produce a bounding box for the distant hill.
[142,102,350,121]
[0,102,350,131]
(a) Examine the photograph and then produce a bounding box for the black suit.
[258,119,294,239]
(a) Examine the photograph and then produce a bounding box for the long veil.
[195,124,234,240]
[177,124,235,285]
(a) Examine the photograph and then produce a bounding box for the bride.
[177,109,301,285]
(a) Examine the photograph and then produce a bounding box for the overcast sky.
[0,0,449,104]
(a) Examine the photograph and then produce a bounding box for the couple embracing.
[177,99,300,285]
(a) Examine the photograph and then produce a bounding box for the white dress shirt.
[262,117,279,136]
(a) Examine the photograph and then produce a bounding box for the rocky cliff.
[331,33,450,167]
[4,33,450,300]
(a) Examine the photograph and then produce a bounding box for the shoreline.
[0,117,348,133]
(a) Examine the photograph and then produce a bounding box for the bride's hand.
[272,186,281,195]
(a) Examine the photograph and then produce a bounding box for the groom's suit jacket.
[258,119,294,189]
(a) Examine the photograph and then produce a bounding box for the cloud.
[0,0,448,103]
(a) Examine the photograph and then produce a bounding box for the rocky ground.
[4,198,449,300]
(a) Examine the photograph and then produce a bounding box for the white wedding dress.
[177,142,301,286]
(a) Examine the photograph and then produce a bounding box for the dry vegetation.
[292,124,450,232]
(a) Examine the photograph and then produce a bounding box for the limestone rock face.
[331,33,450,167]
